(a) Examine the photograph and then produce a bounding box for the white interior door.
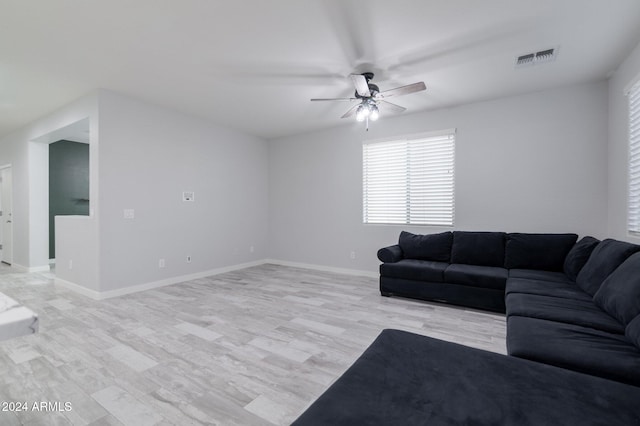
[1,167,13,265]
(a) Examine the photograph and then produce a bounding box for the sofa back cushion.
[563,236,600,281]
[398,231,452,262]
[576,239,640,296]
[594,252,640,325]
[450,231,506,267]
[626,314,640,350]
[504,233,578,272]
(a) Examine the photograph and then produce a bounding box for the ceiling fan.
[311,72,426,129]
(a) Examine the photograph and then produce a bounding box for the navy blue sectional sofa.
[378,231,640,385]
[293,231,640,424]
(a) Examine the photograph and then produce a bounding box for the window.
[363,130,455,226]
[629,82,640,235]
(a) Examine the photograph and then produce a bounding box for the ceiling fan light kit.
[355,102,379,122]
[311,72,426,130]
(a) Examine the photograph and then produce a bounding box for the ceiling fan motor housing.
[355,72,379,99]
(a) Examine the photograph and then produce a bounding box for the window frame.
[362,129,456,227]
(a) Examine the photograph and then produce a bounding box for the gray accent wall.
[268,81,609,273]
[49,140,90,259]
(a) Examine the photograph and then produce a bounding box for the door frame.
[0,164,13,265]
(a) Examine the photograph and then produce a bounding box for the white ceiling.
[1,0,640,140]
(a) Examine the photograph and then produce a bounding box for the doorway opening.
[31,117,90,267]
[49,140,90,260]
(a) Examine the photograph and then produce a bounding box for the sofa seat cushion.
[594,252,640,325]
[505,233,578,271]
[508,269,571,284]
[450,231,506,267]
[443,264,508,290]
[576,239,640,296]
[398,231,452,262]
[505,278,592,301]
[507,316,640,386]
[293,329,640,426]
[563,236,600,281]
[380,259,448,282]
[506,293,624,334]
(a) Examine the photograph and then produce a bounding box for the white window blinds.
[629,83,640,235]
[363,131,455,226]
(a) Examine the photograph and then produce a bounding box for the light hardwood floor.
[0,263,506,425]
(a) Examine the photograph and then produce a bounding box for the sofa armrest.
[377,245,404,263]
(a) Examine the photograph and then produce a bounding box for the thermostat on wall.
[182,191,195,202]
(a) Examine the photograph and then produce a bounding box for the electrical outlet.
[249,246,254,253]
[68,260,73,270]
[350,251,356,259]
[124,209,135,219]
[186,255,192,263]
[159,259,165,268]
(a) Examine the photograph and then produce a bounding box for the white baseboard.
[54,277,102,299]
[55,259,268,300]
[53,258,377,300]
[12,263,50,273]
[9,263,26,272]
[264,258,378,279]
[29,265,51,273]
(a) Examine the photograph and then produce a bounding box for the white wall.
[28,141,50,269]
[56,216,99,292]
[93,91,269,292]
[608,40,640,243]
[0,89,269,296]
[0,133,29,268]
[268,81,609,273]
[0,79,613,292]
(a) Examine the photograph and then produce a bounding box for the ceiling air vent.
[515,47,558,68]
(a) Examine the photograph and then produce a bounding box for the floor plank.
[0,264,506,425]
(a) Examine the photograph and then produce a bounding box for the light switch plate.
[182,191,195,202]
[124,209,135,219]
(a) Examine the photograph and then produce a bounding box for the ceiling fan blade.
[379,100,407,113]
[379,82,426,98]
[350,74,371,97]
[310,97,357,102]
[341,103,360,118]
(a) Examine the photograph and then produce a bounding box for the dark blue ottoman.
[292,329,640,425]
